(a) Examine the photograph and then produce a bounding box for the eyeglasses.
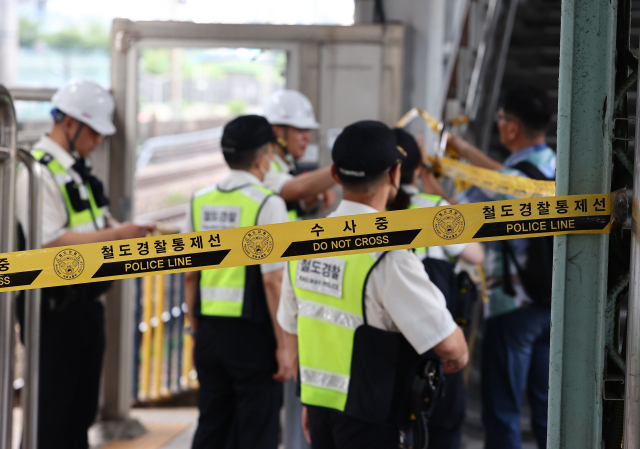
[494,112,515,124]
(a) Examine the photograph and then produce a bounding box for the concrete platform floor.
[124,408,198,449]
[99,407,538,449]
[12,406,538,449]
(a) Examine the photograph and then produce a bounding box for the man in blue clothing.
[447,85,555,449]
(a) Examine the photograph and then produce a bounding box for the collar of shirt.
[218,169,265,190]
[401,184,419,195]
[273,153,294,172]
[503,143,549,168]
[34,135,76,170]
[329,200,379,217]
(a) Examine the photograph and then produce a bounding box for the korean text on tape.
[0,193,621,293]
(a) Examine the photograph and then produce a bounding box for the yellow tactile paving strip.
[100,422,189,449]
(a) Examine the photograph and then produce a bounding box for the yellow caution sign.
[395,108,556,198]
[0,193,620,293]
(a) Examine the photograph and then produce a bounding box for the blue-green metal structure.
[548,0,617,447]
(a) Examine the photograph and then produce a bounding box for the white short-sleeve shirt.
[263,153,294,194]
[402,184,467,260]
[277,199,458,355]
[16,136,108,247]
[183,169,289,274]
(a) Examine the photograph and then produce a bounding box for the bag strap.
[502,240,525,297]
[512,161,554,181]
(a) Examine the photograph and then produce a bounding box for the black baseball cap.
[221,115,277,153]
[393,128,421,172]
[332,120,406,179]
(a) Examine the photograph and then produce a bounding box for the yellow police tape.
[395,108,556,198]
[435,157,556,198]
[0,193,619,293]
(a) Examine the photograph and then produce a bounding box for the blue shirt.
[457,144,556,317]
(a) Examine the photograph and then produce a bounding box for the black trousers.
[32,299,105,449]
[307,406,399,449]
[191,318,283,449]
[427,370,466,449]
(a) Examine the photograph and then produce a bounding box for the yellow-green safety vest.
[410,193,443,259]
[31,150,107,232]
[291,252,382,411]
[192,183,273,321]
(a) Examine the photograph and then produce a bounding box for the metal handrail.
[476,0,519,153]
[462,0,519,152]
[16,149,43,449]
[439,0,472,115]
[0,85,17,449]
[464,0,501,119]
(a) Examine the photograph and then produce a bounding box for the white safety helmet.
[52,79,116,136]
[263,90,320,130]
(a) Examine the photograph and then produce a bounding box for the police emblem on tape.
[53,248,85,280]
[433,208,465,240]
[242,229,274,260]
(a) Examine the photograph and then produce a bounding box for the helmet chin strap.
[277,126,299,171]
[65,122,85,158]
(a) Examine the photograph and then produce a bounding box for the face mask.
[259,153,273,175]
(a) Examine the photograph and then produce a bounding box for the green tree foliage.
[19,18,110,51]
[141,49,170,75]
[44,22,109,51]
[19,17,40,47]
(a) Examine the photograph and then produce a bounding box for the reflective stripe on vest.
[290,253,380,412]
[410,193,442,258]
[31,149,106,232]
[192,184,273,317]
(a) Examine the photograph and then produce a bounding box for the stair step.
[510,27,561,47]
[508,47,560,67]
[502,67,560,92]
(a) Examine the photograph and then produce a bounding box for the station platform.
[95,408,196,449]
[12,405,538,449]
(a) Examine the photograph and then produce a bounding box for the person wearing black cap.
[389,128,483,264]
[388,128,483,449]
[184,115,292,449]
[277,120,469,448]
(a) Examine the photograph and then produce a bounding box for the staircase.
[450,1,640,446]
[462,0,640,161]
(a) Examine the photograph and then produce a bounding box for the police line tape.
[434,157,556,198]
[0,192,625,293]
[395,108,556,198]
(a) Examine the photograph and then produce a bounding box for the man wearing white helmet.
[263,90,334,449]
[15,79,154,449]
[263,90,336,221]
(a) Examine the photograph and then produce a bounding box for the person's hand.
[442,351,469,374]
[114,222,156,240]
[445,133,468,158]
[272,345,293,382]
[302,406,311,444]
[318,188,336,209]
[187,313,200,334]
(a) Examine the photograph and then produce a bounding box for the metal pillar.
[0,86,16,449]
[16,149,43,449]
[623,52,640,449]
[548,0,616,447]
